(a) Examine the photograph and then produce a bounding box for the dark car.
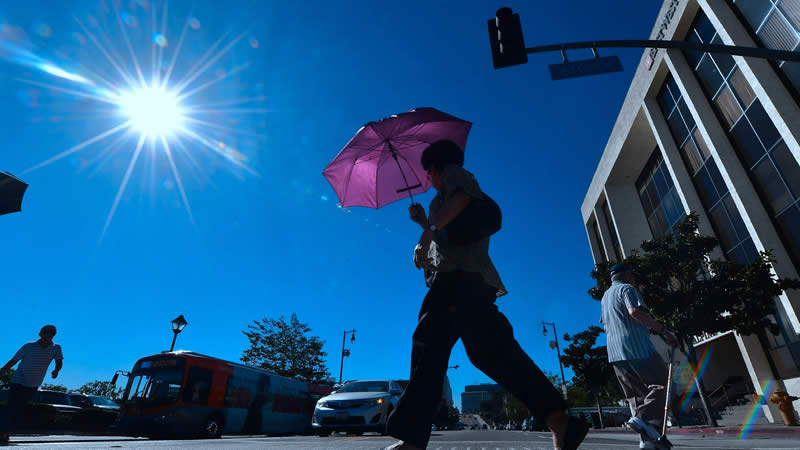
[68,393,120,431]
[0,389,81,432]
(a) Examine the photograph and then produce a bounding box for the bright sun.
[118,85,185,138]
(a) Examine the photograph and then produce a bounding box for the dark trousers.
[387,272,565,448]
[0,383,36,434]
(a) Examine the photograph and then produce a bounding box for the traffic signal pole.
[489,7,800,73]
[524,39,800,62]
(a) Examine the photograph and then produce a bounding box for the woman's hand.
[409,203,428,228]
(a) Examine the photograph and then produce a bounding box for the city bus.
[114,351,333,438]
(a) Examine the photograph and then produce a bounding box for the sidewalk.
[589,423,800,437]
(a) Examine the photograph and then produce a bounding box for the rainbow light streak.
[678,345,713,413]
[738,379,772,440]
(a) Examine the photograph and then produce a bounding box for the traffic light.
[488,7,528,69]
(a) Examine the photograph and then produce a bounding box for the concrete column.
[642,97,724,260]
[604,183,652,257]
[699,0,800,164]
[735,332,782,423]
[585,215,608,265]
[665,49,800,333]
[595,202,621,263]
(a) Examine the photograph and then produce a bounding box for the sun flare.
[118,85,185,138]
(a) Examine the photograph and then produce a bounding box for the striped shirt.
[600,281,655,363]
[10,341,63,388]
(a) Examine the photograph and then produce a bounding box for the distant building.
[582,0,800,424]
[460,383,504,413]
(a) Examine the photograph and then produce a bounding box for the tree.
[589,213,800,339]
[241,313,330,383]
[588,213,800,425]
[40,383,67,392]
[478,391,505,426]
[560,326,624,428]
[77,380,123,400]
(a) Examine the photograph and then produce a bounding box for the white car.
[312,380,403,436]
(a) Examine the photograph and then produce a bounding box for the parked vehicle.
[312,380,403,436]
[115,351,333,439]
[68,393,120,431]
[0,389,81,432]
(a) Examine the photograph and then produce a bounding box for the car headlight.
[317,401,328,408]
[376,398,386,405]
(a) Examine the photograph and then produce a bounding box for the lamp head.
[172,314,188,333]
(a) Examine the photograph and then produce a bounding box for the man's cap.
[610,263,632,276]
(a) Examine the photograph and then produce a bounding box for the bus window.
[224,369,270,409]
[125,369,183,405]
[183,367,212,405]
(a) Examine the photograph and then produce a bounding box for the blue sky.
[0,1,662,408]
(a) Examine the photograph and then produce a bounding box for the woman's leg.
[387,274,460,449]
[460,302,569,446]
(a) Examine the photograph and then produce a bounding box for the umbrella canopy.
[0,172,28,216]
[323,107,472,209]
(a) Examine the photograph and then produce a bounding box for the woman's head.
[420,140,464,191]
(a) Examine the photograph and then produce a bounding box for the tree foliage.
[560,326,623,405]
[589,213,800,339]
[77,380,123,399]
[40,383,68,392]
[241,313,330,383]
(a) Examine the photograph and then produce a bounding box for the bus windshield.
[125,368,184,405]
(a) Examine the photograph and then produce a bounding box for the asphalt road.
[10,430,800,449]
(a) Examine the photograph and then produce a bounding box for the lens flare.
[738,379,773,440]
[6,3,265,240]
[678,345,713,413]
[118,85,184,138]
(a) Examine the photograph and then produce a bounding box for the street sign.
[548,55,624,80]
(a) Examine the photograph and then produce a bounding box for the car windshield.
[37,391,71,405]
[336,381,390,393]
[124,368,184,405]
[89,396,118,407]
[69,395,92,407]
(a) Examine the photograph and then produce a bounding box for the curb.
[588,426,800,436]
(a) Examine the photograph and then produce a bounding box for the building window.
[684,9,800,269]
[731,0,800,97]
[636,150,687,238]
[658,74,758,264]
[601,201,623,261]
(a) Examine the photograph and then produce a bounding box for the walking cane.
[655,347,675,449]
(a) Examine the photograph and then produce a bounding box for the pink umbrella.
[323,107,472,208]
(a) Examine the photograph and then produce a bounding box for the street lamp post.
[542,321,567,400]
[170,315,188,352]
[339,329,356,384]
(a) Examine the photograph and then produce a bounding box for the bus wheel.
[201,414,224,439]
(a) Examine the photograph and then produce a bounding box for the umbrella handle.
[387,141,417,205]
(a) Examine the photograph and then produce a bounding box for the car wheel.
[346,431,363,436]
[316,430,332,437]
[201,414,224,439]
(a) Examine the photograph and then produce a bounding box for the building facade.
[582,0,800,422]
[460,383,504,414]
